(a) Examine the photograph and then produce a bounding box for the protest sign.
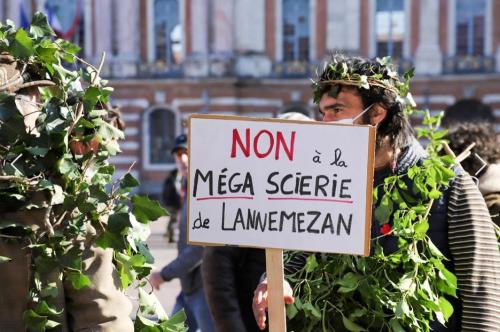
[188,114,376,256]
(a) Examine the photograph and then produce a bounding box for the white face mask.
[333,104,374,125]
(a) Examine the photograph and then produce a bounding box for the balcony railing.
[136,62,183,78]
[443,55,495,74]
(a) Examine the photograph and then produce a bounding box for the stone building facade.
[2,0,499,195]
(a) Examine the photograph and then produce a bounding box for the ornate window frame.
[447,0,492,57]
[142,105,180,171]
[146,0,185,64]
[368,0,412,59]
[275,0,316,61]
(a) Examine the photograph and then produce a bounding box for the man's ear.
[370,104,388,126]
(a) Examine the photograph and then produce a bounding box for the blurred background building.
[1,0,499,196]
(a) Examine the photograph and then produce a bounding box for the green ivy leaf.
[132,195,168,223]
[395,299,410,318]
[0,256,12,263]
[414,220,429,235]
[286,302,299,319]
[374,194,393,224]
[66,270,91,290]
[29,12,55,38]
[36,300,63,316]
[22,309,47,330]
[428,188,441,199]
[13,28,34,58]
[342,316,366,332]
[161,309,187,327]
[108,213,132,233]
[389,319,406,332]
[0,222,33,237]
[438,297,454,321]
[305,254,318,273]
[302,302,322,319]
[95,231,126,251]
[138,287,168,320]
[121,173,140,189]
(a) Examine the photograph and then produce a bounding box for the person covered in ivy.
[0,53,133,331]
[150,134,215,332]
[252,55,500,331]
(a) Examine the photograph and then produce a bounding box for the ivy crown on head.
[312,54,415,106]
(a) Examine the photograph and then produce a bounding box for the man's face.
[174,148,188,177]
[318,88,367,124]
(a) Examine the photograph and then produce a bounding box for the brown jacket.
[0,207,134,331]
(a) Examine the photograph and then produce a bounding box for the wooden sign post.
[187,114,376,331]
[266,248,286,331]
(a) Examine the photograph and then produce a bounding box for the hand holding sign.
[253,274,294,330]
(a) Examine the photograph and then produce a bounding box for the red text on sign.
[230,128,296,161]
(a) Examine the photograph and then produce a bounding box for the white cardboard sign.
[188,114,376,256]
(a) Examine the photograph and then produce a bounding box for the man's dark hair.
[442,99,495,126]
[315,54,414,150]
[447,122,500,176]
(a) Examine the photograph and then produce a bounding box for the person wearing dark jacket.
[162,168,182,242]
[202,247,267,332]
[150,134,215,332]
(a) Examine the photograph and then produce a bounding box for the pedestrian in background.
[150,134,215,332]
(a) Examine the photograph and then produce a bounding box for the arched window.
[148,108,176,165]
[282,0,309,62]
[456,0,486,56]
[375,0,405,58]
[154,0,182,66]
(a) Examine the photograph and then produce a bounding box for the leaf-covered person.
[149,134,216,332]
[252,54,500,331]
[0,54,133,330]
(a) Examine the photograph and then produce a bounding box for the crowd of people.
[1,50,498,331]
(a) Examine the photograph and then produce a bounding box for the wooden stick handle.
[265,248,286,332]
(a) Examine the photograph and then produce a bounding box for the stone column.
[208,0,234,76]
[235,0,265,53]
[93,0,112,74]
[326,0,360,53]
[111,0,139,77]
[233,0,271,77]
[496,46,500,72]
[213,0,233,53]
[184,0,209,77]
[415,0,442,75]
[190,0,208,54]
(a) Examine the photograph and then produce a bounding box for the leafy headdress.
[312,55,416,109]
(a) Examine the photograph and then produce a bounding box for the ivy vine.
[0,13,186,332]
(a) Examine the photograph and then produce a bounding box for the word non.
[230,128,296,161]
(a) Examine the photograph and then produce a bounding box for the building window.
[154,0,182,66]
[282,0,309,62]
[375,0,405,58]
[456,0,485,56]
[149,108,176,164]
[44,0,85,54]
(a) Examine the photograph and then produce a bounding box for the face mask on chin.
[333,104,374,125]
